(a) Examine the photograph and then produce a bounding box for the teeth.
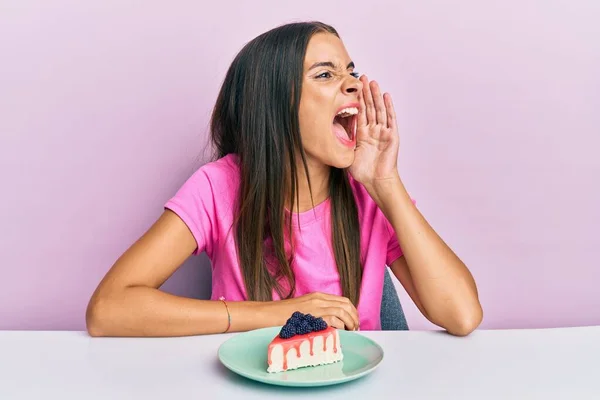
[336,107,359,118]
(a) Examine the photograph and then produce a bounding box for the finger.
[361,75,376,124]
[357,89,367,129]
[356,95,369,143]
[317,293,360,329]
[340,303,359,330]
[384,92,397,132]
[341,307,359,331]
[324,307,357,331]
[370,81,387,127]
[323,316,345,330]
[316,292,347,302]
[324,294,360,328]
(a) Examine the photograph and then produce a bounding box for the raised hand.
[349,75,400,188]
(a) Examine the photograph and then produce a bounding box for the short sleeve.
[164,169,216,256]
[384,198,416,266]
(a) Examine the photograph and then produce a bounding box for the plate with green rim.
[217,326,384,387]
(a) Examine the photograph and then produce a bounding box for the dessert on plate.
[267,311,343,373]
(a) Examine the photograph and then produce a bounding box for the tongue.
[333,120,350,141]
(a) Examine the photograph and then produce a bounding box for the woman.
[86,21,482,337]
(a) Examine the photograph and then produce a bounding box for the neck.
[286,155,330,213]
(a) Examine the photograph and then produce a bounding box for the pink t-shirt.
[164,154,404,330]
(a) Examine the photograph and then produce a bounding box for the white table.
[1,326,599,399]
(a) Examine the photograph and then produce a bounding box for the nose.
[342,74,363,95]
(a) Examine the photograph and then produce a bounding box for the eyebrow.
[308,61,355,71]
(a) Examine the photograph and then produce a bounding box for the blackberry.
[312,317,328,331]
[286,316,301,328]
[291,311,304,320]
[303,314,316,323]
[279,324,297,339]
[296,320,312,335]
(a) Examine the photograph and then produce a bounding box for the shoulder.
[169,153,240,210]
[193,153,240,182]
[164,154,240,256]
[185,154,240,193]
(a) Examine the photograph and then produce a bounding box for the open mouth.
[332,107,358,145]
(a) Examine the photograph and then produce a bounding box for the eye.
[350,71,360,78]
[316,71,333,79]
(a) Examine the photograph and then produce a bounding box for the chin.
[326,151,355,170]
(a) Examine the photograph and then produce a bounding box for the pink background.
[1,1,599,331]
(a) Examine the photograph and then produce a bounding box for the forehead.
[303,32,352,69]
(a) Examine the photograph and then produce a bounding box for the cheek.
[297,86,334,141]
[299,105,329,142]
[299,115,332,155]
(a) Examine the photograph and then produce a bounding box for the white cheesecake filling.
[267,329,342,373]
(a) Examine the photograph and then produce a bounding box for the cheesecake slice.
[267,312,343,373]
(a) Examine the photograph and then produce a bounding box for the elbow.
[449,304,483,337]
[85,295,112,337]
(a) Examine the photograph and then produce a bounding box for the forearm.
[86,286,283,337]
[367,176,482,334]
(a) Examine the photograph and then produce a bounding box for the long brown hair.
[209,21,362,305]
